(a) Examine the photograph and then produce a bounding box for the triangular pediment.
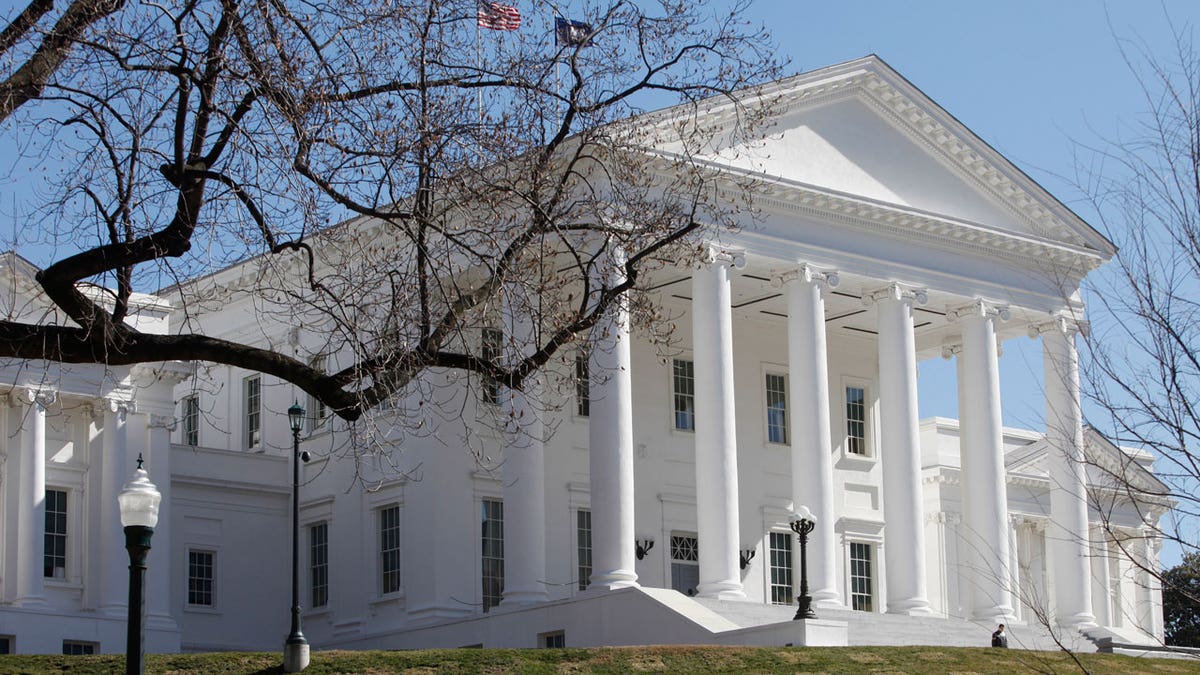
[649,56,1114,261]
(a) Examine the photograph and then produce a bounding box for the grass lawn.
[0,646,1194,674]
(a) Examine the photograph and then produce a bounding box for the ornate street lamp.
[283,401,310,672]
[789,506,817,620]
[118,454,161,675]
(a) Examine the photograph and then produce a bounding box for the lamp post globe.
[118,455,161,675]
[789,506,817,621]
[284,401,310,672]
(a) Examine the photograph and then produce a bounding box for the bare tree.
[1074,22,1200,637]
[0,0,782,420]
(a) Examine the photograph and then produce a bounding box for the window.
[379,506,401,595]
[575,353,590,417]
[670,533,699,596]
[62,640,96,655]
[765,373,788,444]
[846,385,867,455]
[310,522,329,608]
[307,357,329,435]
[44,489,67,579]
[849,542,873,612]
[481,328,502,405]
[481,498,504,611]
[672,359,695,430]
[182,395,199,446]
[577,509,592,591]
[769,532,793,605]
[539,631,565,648]
[188,550,215,606]
[0,636,11,654]
[244,375,261,449]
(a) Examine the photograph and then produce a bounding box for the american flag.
[478,2,520,31]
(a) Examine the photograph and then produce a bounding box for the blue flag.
[555,17,592,47]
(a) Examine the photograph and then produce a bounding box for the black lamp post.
[283,401,310,672]
[789,506,817,621]
[118,454,161,675]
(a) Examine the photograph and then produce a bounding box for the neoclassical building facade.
[0,56,1170,653]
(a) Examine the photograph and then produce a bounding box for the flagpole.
[476,2,484,162]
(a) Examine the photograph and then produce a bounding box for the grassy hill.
[0,645,1194,674]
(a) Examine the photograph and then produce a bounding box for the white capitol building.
[0,57,1170,655]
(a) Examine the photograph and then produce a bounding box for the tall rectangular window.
[769,532,793,605]
[481,328,502,405]
[379,505,401,595]
[310,522,329,608]
[244,375,261,448]
[188,550,215,606]
[850,542,873,612]
[577,509,592,591]
[846,385,867,455]
[672,359,695,431]
[765,373,788,444]
[44,489,67,579]
[670,533,699,596]
[307,357,329,435]
[182,395,199,446]
[575,353,590,417]
[481,498,504,611]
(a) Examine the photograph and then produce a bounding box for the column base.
[13,595,47,609]
[697,581,746,601]
[970,605,1017,624]
[500,589,550,606]
[886,598,934,616]
[586,570,639,592]
[812,589,843,610]
[1056,612,1098,632]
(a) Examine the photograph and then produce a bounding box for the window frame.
[848,540,876,612]
[768,530,794,605]
[481,497,504,612]
[186,548,217,609]
[576,508,592,591]
[481,328,502,406]
[43,487,68,581]
[669,531,700,596]
[575,352,590,418]
[671,358,696,432]
[244,374,262,449]
[378,504,402,596]
[764,368,789,445]
[306,356,330,436]
[62,640,98,655]
[841,377,876,460]
[309,521,329,609]
[181,394,200,447]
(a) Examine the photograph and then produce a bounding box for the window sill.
[836,452,877,471]
[369,591,405,606]
[184,605,221,615]
[304,607,332,618]
[44,578,82,591]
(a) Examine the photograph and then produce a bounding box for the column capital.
[771,263,839,289]
[940,341,962,360]
[946,299,1011,323]
[697,244,746,270]
[16,388,57,409]
[104,396,136,418]
[1028,314,1088,339]
[863,282,926,307]
[925,511,961,525]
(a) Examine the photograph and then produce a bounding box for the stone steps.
[692,598,1096,652]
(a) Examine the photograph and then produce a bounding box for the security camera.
[300,451,311,463]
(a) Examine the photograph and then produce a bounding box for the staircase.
[692,598,1096,652]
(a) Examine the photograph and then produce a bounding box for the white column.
[146,414,176,625]
[14,389,53,607]
[1034,317,1096,629]
[587,246,638,591]
[1091,525,1112,627]
[868,283,932,615]
[781,264,840,607]
[500,285,548,605]
[949,300,1014,622]
[692,249,745,600]
[100,398,131,614]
